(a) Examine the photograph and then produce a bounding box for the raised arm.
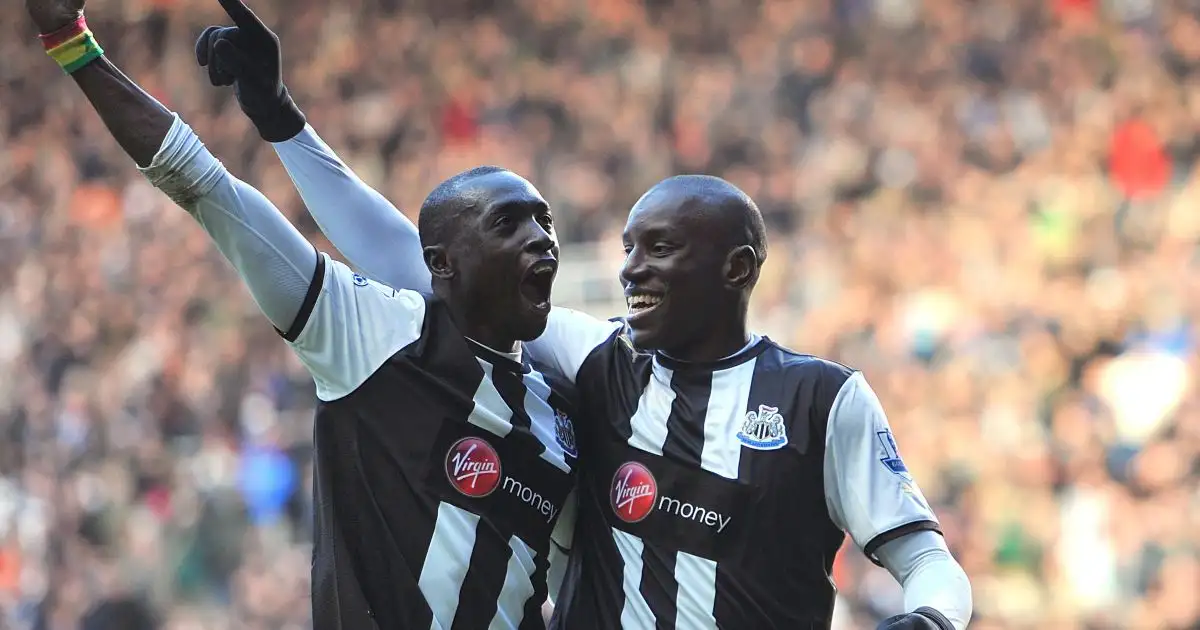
[23,0,315,334]
[272,127,431,293]
[25,0,428,404]
[193,7,431,293]
[191,0,625,383]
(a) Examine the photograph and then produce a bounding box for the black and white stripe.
[556,336,869,630]
[618,356,758,629]
[305,279,577,629]
[414,357,567,630]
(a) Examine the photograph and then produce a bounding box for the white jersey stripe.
[522,370,571,472]
[418,503,481,629]
[488,536,539,630]
[674,552,719,630]
[468,360,514,437]
[627,364,675,455]
[619,363,676,626]
[614,527,657,629]
[700,359,758,479]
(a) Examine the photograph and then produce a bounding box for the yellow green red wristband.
[39,16,104,74]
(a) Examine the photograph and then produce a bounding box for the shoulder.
[288,255,430,401]
[525,307,628,383]
[761,339,857,387]
[753,340,860,432]
[586,320,651,366]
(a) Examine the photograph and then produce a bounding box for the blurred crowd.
[1,0,1199,628]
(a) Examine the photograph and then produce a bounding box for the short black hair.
[418,165,511,249]
[650,175,768,264]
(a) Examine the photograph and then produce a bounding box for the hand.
[195,0,305,142]
[877,608,954,630]
[24,0,83,34]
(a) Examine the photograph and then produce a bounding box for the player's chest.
[580,363,825,559]
[420,360,581,552]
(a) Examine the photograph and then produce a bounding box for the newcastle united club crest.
[737,404,788,450]
[554,409,578,458]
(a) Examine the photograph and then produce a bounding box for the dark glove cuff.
[913,607,954,630]
[249,87,306,143]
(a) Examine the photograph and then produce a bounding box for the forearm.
[69,56,173,167]
[273,127,431,292]
[139,115,317,332]
[875,532,973,630]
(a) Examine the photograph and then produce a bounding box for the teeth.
[626,295,662,310]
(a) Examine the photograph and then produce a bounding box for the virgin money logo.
[445,437,502,498]
[610,462,658,523]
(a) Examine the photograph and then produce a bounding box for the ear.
[724,245,759,290]
[423,245,454,280]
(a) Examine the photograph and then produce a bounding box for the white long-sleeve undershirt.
[875,531,973,629]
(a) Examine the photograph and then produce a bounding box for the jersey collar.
[654,334,770,372]
[465,338,530,374]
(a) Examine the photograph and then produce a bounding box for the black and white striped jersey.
[526,309,941,630]
[284,253,579,630]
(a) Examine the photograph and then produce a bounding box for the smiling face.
[619,177,763,360]
[423,170,560,346]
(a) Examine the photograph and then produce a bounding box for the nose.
[620,246,649,287]
[521,217,554,255]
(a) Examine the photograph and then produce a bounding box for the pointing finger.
[215,0,269,35]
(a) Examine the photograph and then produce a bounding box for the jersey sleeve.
[272,125,432,294]
[524,308,623,384]
[285,254,428,401]
[822,371,941,563]
[139,114,316,333]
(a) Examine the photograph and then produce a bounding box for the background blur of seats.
[0,0,1198,628]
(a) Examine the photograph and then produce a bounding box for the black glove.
[877,607,955,630]
[195,0,305,142]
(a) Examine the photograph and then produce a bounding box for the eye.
[493,215,512,229]
[537,213,554,229]
[650,242,675,257]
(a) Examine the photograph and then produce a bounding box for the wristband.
[40,16,104,74]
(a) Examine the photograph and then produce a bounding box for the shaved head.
[638,175,767,265]
[418,165,511,249]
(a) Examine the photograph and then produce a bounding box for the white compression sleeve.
[873,531,973,630]
[139,114,319,333]
[272,126,431,293]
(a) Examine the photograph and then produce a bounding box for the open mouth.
[519,260,557,311]
[625,291,664,320]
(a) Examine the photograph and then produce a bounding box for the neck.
[459,322,520,354]
[439,290,520,353]
[662,322,751,363]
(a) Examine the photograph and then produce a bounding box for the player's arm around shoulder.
[286,257,428,402]
[821,371,973,630]
[524,307,624,385]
